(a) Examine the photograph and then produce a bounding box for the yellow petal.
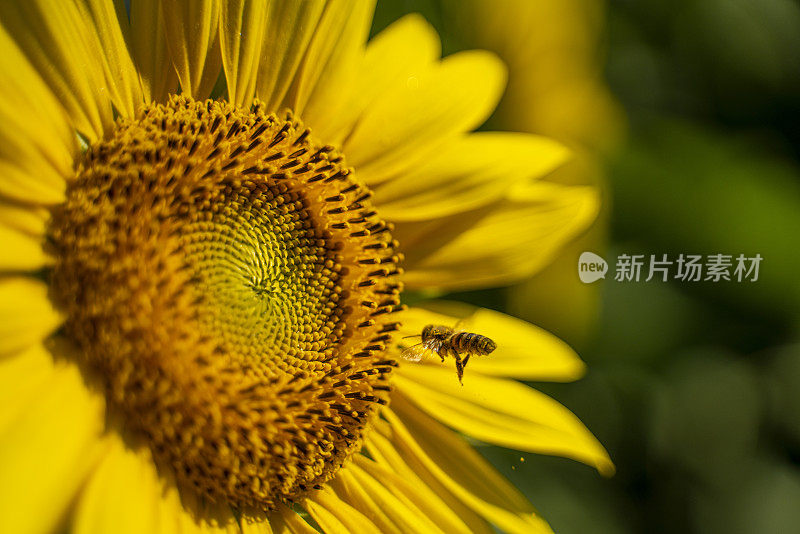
[240,513,274,534]
[398,182,599,291]
[394,367,614,475]
[130,0,179,103]
[0,203,48,236]
[255,1,375,142]
[162,0,223,100]
[0,224,50,272]
[0,277,62,357]
[0,0,114,139]
[0,26,76,205]
[0,345,106,534]
[337,14,440,145]
[304,486,381,534]
[72,432,238,534]
[329,460,445,534]
[399,304,585,381]
[268,505,317,534]
[375,132,568,221]
[288,0,375,142]
[354,455,478,534]
[364,428,494,534]
[219,0,267,107]
[255,1,326,113]
[72,436,162,534]
[343,50,506,186]
[378,402,554,534]
[80,0,144,117]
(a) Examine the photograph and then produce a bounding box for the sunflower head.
[48,95,403,509]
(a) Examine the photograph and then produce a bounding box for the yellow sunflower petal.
[240,513,274,534]
[72,433,237,534]
[72,436,163,534]
[0,0,114,139]
[255,1,325,113]
[399,304,585,381]
[304,486,381,534]
[375,132,567,221]
[398,182,599,291]
[255,1,375,142]
[219,0,267,107]
[80,0,144,117]
[353,454,479,534]
[337,13,440,145]
[343,50,506,186]
[0,277,62,357]
[365,427,494,534]
[288,0,375,142]
[162,0,223,100]
[379,401,554,534]
[0,203,48,236]
[0,224,50,272]
[394,366,614,475]
[0,345,105,534]
[365,428,495,534]
[129,0,178,103]
[268,505,317,534]
[329,460,445,534]
[0,26,76,205]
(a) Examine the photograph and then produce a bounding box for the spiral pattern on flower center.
[48,96,404,510]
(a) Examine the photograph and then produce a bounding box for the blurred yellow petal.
[130,0,178,103]
[0,224,50,272]
[0,203,48,236]
[0,346,105,534]
[304,486,381,534]
[162,0,222,100]
[219,0,267,107]
[0,26,76,205]
[395,366,614,475]
[80,0,144,117]
[268,505,317,534]
[375,132,568,221]
[73,433,237,534]
[73,437,163,534]
[373,408,553,534]
[0,277,62,357]
[399,303,586,380]
[329,461,445,534]
[0,0,114,138]
[343,50,506,186]
[364,426,495,534]
[399,182,599,291]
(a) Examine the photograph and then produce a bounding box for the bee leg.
[437,345,447,362]
[462,353,471,369]
[453,351,465,385]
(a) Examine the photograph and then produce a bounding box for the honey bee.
[401,324,497,384]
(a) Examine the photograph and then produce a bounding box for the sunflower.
[0,2,611,533]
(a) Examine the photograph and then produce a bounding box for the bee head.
[423,324,451,340]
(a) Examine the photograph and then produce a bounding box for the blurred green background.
[373,1,800,532]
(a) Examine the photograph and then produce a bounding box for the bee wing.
[452,315,476,334]
[400,344,436,362]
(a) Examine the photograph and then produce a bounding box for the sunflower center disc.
[49,96,403,510]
